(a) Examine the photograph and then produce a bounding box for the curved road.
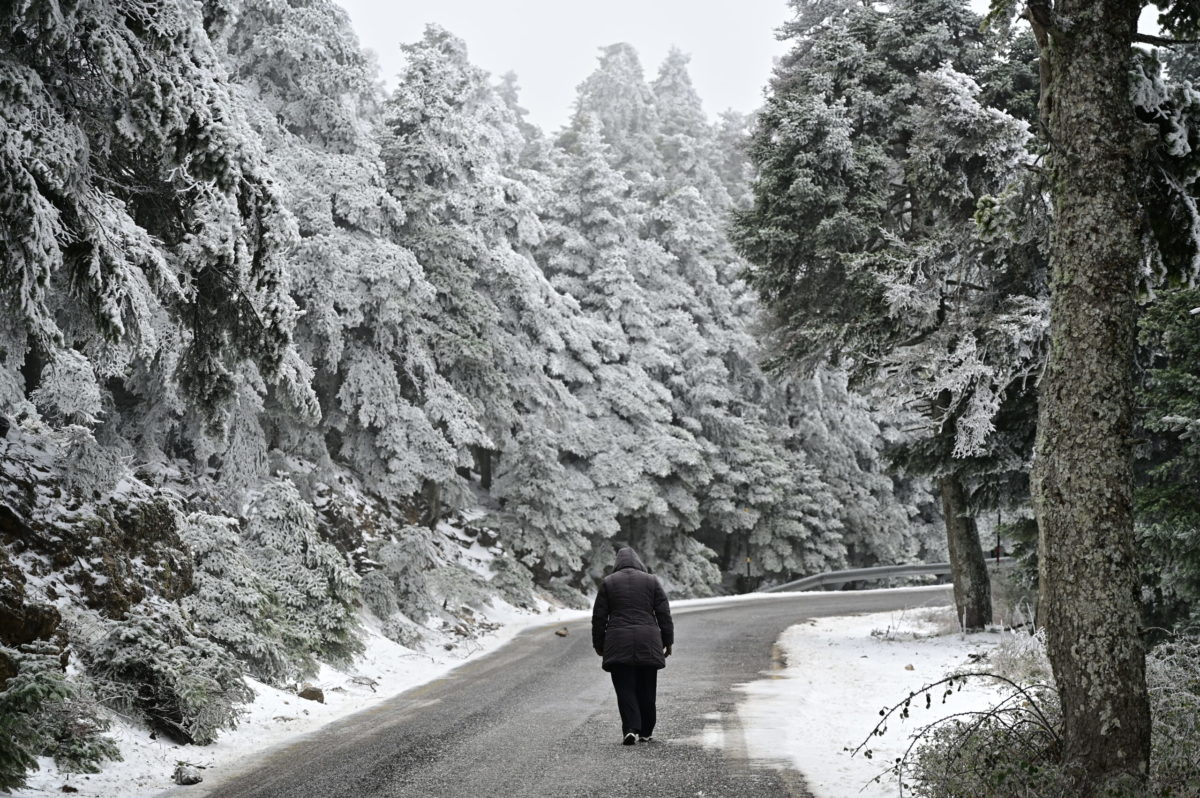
[185,586,952,798]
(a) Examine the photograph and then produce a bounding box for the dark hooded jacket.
[591,548,674,671]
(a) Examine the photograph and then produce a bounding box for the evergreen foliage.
[179,511,295,684]
[789,371,943,566]
[242,480,362,668]
[85,602,253,745]
[734,0,1045,466]
[1137,288,1200,629]
[0,0,310,443]
[732,0,1052,624]
[361,525,490,632]
[0,644,120,792]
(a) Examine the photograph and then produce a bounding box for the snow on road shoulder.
[12,600,590,798]
[735,606,1003,798]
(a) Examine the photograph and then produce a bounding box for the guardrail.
[761,557,1015,593]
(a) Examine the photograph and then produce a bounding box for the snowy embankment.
[735,604,1006,798]
[12,598,592,798]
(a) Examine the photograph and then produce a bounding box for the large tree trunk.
[938,473,991,631]
[1031,0,1151,789]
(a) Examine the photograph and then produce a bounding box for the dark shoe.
[637,735,654,743]
[622,732,637,746]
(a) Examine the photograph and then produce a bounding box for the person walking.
[592,546,674,746]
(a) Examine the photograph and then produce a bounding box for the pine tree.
[380,26,593,514]
[789,370,943,566]
[219,0,461,503]
[733,0,1046,626]
[0,0,310,446]
[565,43,662,186]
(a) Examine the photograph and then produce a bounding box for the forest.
[2,0,1200,795]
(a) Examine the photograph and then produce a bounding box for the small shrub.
[901,685,1070,797]
[84,602,252,745]
[243,479,363,668]
[381,615,425,649]
[854,672,1066,798]
[365,529,443,624]
[0,643,120,791]
[543,577,589,610]
[55,425,126,499]
[888,633,1200,797]
[361,569,400,621]
[363,526,492,645]
[426,563,490,611]
[180,511,297,685]
[1147,635,1200,796]
[988,628,1053,685]
[490,554,536,607]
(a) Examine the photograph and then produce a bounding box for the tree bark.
[933,390,993,631]
[472,446,494,491]
[1032,0,1151,789]
[938,473,992,631]
[421,479,442,530]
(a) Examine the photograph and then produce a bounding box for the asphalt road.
[183,586,953,798]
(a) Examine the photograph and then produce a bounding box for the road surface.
[183,586,953,798]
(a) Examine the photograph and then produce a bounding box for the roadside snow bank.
[736,606,1004,798]
[12,600,590,798]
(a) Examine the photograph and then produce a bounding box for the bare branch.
[1134,33,1200,47]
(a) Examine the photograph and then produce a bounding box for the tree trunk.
[938,473,991,631]
[473,446,494,491]
[1031,0,1151,789]
[421,479,442,530]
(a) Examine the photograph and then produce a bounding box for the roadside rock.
[298,684,324,703]
[173,764,204,785]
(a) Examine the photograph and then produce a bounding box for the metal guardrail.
[761,557,1015,593]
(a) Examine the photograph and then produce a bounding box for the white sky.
[335,0,1015,134]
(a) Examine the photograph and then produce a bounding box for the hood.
[614,547,647,572]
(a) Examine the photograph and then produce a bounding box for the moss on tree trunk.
[1031,0,1151,789]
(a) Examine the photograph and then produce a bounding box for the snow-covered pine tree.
[564,43,663,189]
[537,113,716,592]
[647,50,849,582]
[713,110,755,211]
[0,0,310,450]
[786,370,943,567]
[379,26,594,515]
[217,0,460,509]
[734,0,1047,626]
[241,479,362,667]
[179,511,295,683]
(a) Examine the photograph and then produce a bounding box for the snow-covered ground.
[12,599,592,798]
[735,605,1006,798]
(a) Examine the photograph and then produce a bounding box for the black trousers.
[609,664,658,736]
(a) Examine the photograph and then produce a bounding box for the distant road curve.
[181,585,954,798]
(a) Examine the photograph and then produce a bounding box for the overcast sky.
[336,0,1010,134]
